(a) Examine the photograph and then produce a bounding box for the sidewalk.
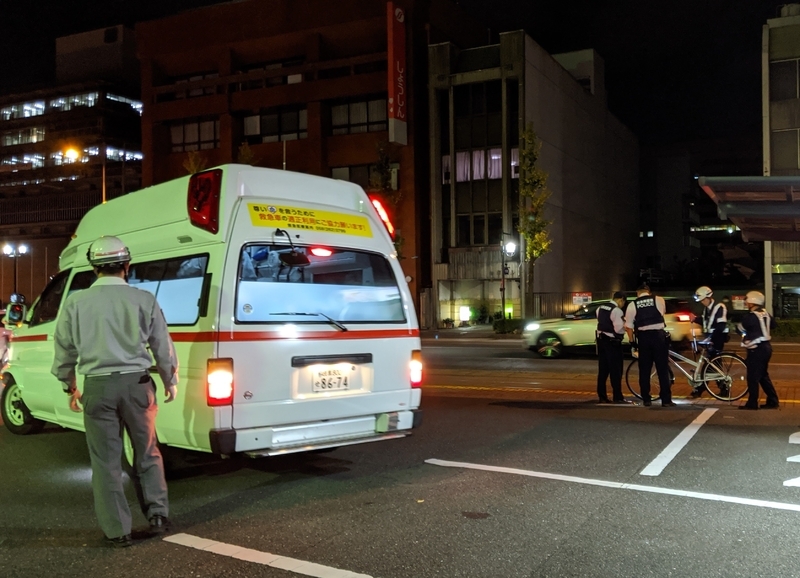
[421,324,520,340]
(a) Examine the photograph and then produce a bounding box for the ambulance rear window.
[235,244,406,324]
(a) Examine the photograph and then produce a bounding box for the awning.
[699,176,800,242]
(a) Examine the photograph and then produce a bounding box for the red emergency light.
[188,169,223,234]
[370,197,395,239]
[310,247,333,257]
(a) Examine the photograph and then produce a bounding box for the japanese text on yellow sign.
[247,203,373,237]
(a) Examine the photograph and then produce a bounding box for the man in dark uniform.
[738,290,779,410]
[596,291,630,404]
[624,284,674,407]
[691,285,730,398]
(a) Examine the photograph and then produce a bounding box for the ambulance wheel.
[121,428,177,476]
[536,332,563,359]
[1,380,44,435]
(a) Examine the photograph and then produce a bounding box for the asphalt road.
[3,342,800,577]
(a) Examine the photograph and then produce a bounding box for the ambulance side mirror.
[4,302,26,326]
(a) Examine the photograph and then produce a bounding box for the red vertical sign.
[387,1,407,145]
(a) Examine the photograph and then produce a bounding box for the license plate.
[312,365,352,392]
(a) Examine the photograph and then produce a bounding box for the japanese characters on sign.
[247,203,373,237]
[387,1,407,145]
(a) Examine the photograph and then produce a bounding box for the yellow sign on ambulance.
[247,203,373,237]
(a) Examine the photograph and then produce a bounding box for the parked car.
[522,297,701,358]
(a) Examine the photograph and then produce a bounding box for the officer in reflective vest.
[737,290,779,410]
[596,291,630,404]
[691,285,730,398]
[624,284,674,407]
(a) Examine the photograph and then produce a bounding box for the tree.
[368,141,404,257]
[182,150,208,174]
[236,142,258,165]
[517,123,553,317]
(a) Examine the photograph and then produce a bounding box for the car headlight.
[525,323,540,332]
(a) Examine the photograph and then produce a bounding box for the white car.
[522,298,701,358]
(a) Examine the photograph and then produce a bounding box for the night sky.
[0,0,785,147]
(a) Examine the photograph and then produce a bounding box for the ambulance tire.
[121,428,178,477]
[1,379,45,435]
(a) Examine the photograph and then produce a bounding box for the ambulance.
[0,164,422,463]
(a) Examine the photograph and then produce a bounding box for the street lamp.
[3,243,28,296]
[500,233,517,321]
[64,145,106,204]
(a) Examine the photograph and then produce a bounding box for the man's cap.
[612,291,625,300]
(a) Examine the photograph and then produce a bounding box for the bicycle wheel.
[625,359,675,400]
[701,353,748,401]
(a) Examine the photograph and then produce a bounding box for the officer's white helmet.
[694,286,713,302]
[745,291,765,307]
[87,236,131,266]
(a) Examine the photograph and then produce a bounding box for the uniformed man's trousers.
[82,371,169,539]
[597,337,624,401]
[744,343,779,408]
[637,330,672,403]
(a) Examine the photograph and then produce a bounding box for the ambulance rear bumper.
[209,409,422,456]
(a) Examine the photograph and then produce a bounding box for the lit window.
[639,231,644,238]
[647,231,654,238]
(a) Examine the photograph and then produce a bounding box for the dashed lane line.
[163,533,371,578]
[639,408,718,476]
[426,458,800,513]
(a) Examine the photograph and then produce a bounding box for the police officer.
[624,284,674,407]
[596,291,629,404]
[691,285,730,398]
[737,290,779,410]
[51,236,179,547]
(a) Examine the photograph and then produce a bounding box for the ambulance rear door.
[217,197,419,434]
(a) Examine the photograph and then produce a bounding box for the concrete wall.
[523,35,639,295]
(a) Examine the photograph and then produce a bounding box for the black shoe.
[689,389,704,398]
[149,515,171,535]
[613,399,632,404]
[718,388,730,398]
[661,401,677,407]
[739,405,758,410]
[597,398,612,404]
[105,534,133,548]
[643,400,652,407]
[760,403,780,409]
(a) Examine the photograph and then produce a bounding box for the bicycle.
[625,332,748,402]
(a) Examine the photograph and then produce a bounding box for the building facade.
[765,5,800,316]
[428,31,639,324]
[135,0,487,321]
[0,25,142,302]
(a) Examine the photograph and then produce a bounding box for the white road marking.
[790,433,800,445]
[426,458,800,513]
[784,477,800,487]
[164,533,371,578]
[787,455,800,463]
[639,408,718,477]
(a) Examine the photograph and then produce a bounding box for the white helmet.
[87,236,131,266]
[694,286,713,302]
[745,291,765,307]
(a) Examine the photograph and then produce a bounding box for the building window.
[1,101,45,121]
[331,97,387,135]
[0,154,45,170]
[173,72,219,99]
[1,127,45,147]
[170,118,220,152]
[331,165,377,190]
[243,107,307,144]
[772,129,800,171]
[49,92,98,111]
[236,57,305,91]
[106,93,143,115]
[647,231,654,238]
[770,59,799,102]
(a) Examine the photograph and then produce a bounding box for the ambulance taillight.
[369,197,395,239]
[207,358,234,406]
[410,350,423,388]
[188,169,223,234]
